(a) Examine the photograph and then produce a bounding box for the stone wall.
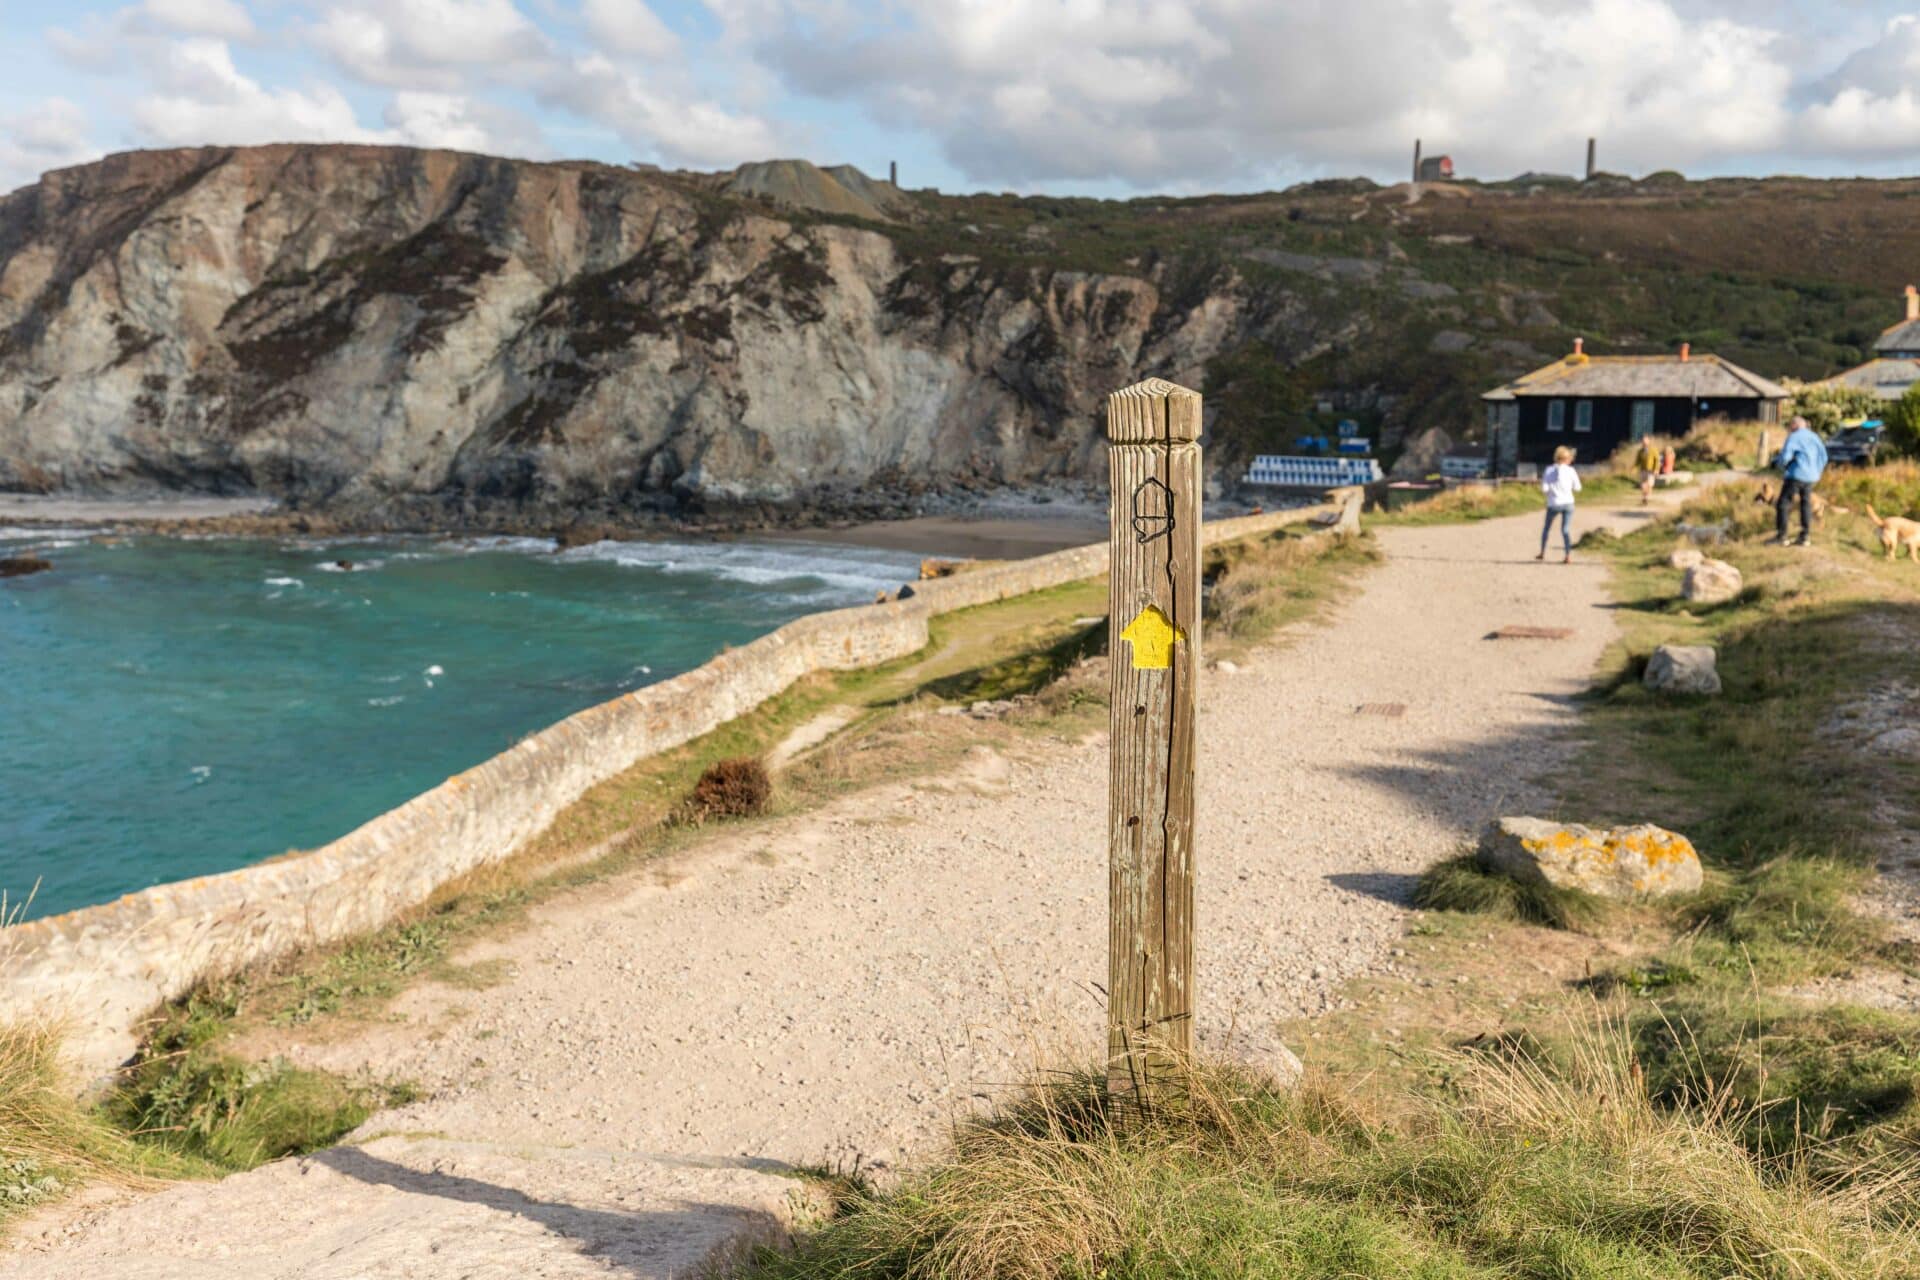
[2,491,1359,1074]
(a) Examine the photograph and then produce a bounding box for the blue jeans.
[1541,505,1573,555]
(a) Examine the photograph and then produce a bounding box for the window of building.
[1574,400,1593,432]
[1547,400,1565,431]
[1631,400,1654,438]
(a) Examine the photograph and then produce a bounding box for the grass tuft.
[0,1019,176,1227]
[744,1030,1917,1280]
[1412,852,1610,931]
[105,994,412,1172]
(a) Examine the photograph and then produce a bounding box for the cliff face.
[0,146,1264,524]
[12,147,1915,524]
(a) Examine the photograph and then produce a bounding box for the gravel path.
[5,497,1667,1278]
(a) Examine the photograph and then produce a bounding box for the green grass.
[1372,474,1637,527]
[1401,468,1920,1205]
[741,1039,1916,1280]
[103,991,414,1172]
[1413,853,1611,931]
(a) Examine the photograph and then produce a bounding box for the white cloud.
[25,0,1920,193]
[383,91,552,156]
[717,0,1804,186]
[0,98,95,193]
[1800,14,1920,152]
[306,0,552,90]
[139,0,257,40]
[580,0,679,59]
[132,38,377,146]
[540,53,784,166]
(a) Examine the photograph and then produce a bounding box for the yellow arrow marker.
[1120,604,1185,670]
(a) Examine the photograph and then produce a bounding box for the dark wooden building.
[1482,339,1787,469]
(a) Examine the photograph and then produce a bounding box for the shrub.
[1883,383,1920,459]
[1790,384,1881,436]
[680,756,773,823]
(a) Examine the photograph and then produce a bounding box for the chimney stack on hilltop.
[1413,138,1423,184]
[1586,137,1596,180]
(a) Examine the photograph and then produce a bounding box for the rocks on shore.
[1682,558,1742,604]
[1643,644,1722,695]
[1478,816,1703,899]
[0,555,52,579]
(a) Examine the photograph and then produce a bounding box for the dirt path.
[5,495,1675,1278]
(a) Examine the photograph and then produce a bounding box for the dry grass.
[0,1019,171,1225]
[1204,529,1377,648]
[748,1021,1918,1279]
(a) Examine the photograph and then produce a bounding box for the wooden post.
[1759,428,1772,471]
[1105,377,1201,1099]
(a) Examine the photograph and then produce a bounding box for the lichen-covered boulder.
[1478,816,1703,899]
[1643,644,1721,695]
[1668,547,1705,570]
[1682,558,1742,604]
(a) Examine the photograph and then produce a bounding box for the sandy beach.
[0,494,277,524]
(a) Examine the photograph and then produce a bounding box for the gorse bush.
[679,756,773,823]
[1789,385,1881,436]
[1883,383,1920,458]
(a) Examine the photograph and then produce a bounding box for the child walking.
[1537,445,1581,563]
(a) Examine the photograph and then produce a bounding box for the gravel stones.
[1478,816,1703,899]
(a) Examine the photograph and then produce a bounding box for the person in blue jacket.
[1770,416,1828,547]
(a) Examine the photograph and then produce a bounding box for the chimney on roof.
[1572,336,1584,356]
[1907,284,1918,322]
[1585,137,1596,180]
[1679,341,1691,362]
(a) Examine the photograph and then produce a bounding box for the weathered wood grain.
[1105,378,1201,1098]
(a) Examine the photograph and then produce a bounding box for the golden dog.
[1866,505,1920,561]
[1754,482,1839,525]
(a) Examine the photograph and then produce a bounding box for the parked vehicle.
[1824,422,1884,466]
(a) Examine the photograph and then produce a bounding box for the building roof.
[1481,351,1789,402]
[1819,356,1920,401]
[1874,320,1920,355]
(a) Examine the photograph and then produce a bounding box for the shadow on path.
[315,1147,785,1279]
[1325,871,1423,906]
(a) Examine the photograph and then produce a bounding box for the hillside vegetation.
[2,150,1915,525]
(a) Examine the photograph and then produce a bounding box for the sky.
[3,0,1920,198]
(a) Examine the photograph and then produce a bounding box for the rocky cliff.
[6,147,1918,527]
[0,147,1278,527]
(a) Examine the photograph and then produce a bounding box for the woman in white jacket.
[1537,445,1581,564]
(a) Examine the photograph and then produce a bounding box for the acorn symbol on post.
[1130,477,1175,544]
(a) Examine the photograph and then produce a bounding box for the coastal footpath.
[4,492,1670,1277]
[1,495,1357,1076]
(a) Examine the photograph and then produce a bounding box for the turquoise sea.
[0,527,924,920]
